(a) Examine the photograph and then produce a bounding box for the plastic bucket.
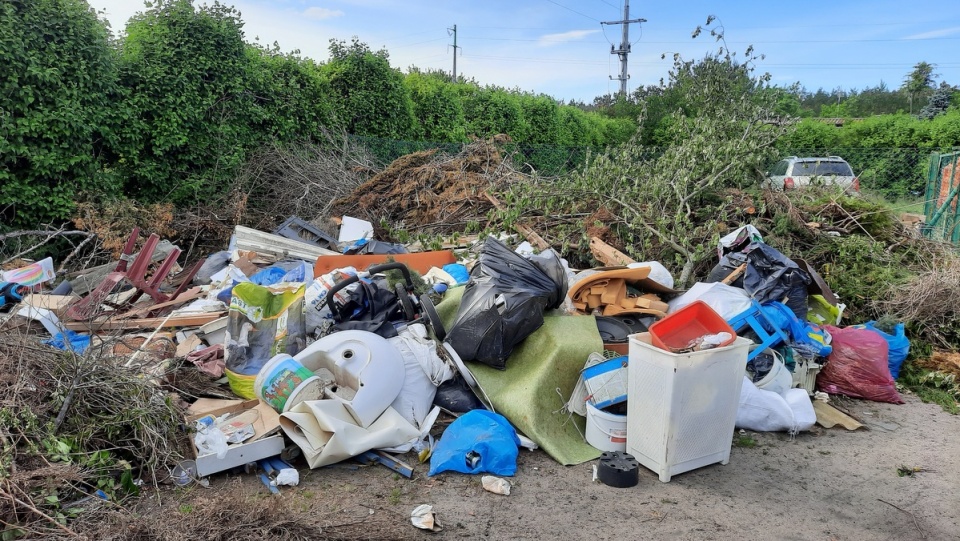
[255,354,324,412]
[585,402,627,452]
[753,354,792,397]
[226,369,257,399]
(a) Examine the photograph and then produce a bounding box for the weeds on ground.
[733,434,757,448]
[897,465,930,477]
[898,361,960,414]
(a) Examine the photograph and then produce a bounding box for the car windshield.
[794,161,853,176]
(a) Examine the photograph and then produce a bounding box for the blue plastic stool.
[726,299,790,363]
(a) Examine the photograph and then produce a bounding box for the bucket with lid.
[255,354,324,412]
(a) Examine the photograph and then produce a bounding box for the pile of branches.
[332,138,527,238]
[234,131,378,231]
[0,331,185,538]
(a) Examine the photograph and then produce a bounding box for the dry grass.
[883,257,960,348]
[67,481,413,541]
[0,330,188,539]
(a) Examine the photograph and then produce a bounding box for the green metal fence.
[923,151,960,242]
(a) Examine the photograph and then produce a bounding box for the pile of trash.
[0,202,921,533]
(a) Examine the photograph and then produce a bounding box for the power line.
[463,53,608,66]
[543,0,600,22]
[459,35,960,45]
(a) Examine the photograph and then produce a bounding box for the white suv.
[765,156,859,193]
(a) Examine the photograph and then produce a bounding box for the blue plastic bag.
[428,410,521,476]
[250,266,288,286]
[42,330,90,354]
[760,301,832,358]
[442,263,470,285]
[855,321,909,379]
[279,261,313,283]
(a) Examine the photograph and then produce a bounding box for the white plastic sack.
[279,400,419,469]
[303,267,357,334]
[668,282,752,321]
[783,388,816,432]
[736,377,816,434]
[627,261,675,289]
[387,323,454,427]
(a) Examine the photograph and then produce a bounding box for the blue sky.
[93,0,960,102]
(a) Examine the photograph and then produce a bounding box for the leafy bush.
[0,0,122,229]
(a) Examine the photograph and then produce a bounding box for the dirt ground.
[144,392,959,541]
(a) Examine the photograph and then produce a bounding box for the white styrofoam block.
[627,333,750,482]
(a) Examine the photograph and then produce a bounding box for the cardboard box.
[185,399,285,477]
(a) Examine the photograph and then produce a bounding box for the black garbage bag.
[705,252,748,288]
[446,236,568,369]
[330,279,404,338]
[433,376,488,413]
[743,242,811,320]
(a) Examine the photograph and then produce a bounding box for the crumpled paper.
[410,504,442,532]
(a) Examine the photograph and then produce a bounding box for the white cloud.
[904,26,960,40]
[537,29,599,47]
[303,6,345,20]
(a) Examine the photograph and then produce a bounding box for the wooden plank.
[588,237,636,266]
[484,192,550,251]
[721,263,748,285]
[118,287,205,319]
[63,311,226,332]
[813,401,863,430]
[21,294,78,318]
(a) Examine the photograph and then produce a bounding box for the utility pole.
[448,24,459,83]
[601,1,646,97]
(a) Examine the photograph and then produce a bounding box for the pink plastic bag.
[817,326,903,404]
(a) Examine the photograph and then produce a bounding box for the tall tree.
[919,82,953,120]
[902,61,936,114]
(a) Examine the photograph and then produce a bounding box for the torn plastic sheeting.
[445,236,567,369]
[717,225,763,258]
[42,330,90,354]
[279,400,419,468]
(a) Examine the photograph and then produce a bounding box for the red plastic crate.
[648,300,736,352]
